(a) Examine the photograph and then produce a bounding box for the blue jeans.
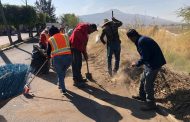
[139,66,160,104]
[107,42,121,73]
[53,54,72,91]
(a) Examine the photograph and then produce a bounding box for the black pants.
[139,66,160,104]
[107,42,121,73]
[71,48,83,81]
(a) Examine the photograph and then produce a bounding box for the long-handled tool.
[24,59,49,95]
[85,59,93,81]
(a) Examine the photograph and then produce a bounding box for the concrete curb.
[0,42,25,51]
[0,37,38,51]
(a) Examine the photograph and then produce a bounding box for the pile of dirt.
[156,68,190,121]
[118,62,190,121]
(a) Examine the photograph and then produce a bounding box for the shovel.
[85,59,93,80]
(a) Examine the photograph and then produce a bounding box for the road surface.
[0,33,36,47]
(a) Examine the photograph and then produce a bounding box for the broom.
[0,64,29,108]
[24,59,48,95]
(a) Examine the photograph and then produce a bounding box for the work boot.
[79,78,87,82]
[140,102,157,111]
[132,95,146,102]
[113,69,118,76]
[73,81,86,88]
[108,69,112,77]
[73,78,87,83]
[62,90,67,95]
[60,89,67,95]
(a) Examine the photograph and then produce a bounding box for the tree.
[3,5,37,40]
[35,12,47,36]
[35,0,56,22]
[0,0,13,44]
[21,6,37,37]
[3,5,24,40]
[60,13,80,29]
[178,6,190,24]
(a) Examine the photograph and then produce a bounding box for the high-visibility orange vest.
[48,33,71,58]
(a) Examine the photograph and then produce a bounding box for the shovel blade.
[85,73,92,80]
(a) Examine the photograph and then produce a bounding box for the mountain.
[79,9,179,26]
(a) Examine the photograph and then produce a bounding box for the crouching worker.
[126,29,166,111]
[47,26,72,94]
[39,28,49,50]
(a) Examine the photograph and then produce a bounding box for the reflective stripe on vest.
[63,34,70,47]
[50,37,58,51]
[51,47,71,55]
[49,34,71,57]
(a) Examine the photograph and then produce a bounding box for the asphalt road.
[0,33,36,47]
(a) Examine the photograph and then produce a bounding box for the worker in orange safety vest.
[47,26,72,95]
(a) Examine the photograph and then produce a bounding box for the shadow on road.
[65,90,123,122]
[25,37,39,44]
[24,93,71,102]
[0,99,11,109]
[40,69,73,85]
[0,50,12,64]
[0,115,7,122]
[40,71,58,85]
[14,45,32,55]
[165,89,190,121]
[79,83,159,120]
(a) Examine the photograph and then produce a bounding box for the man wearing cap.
[100,17,122,76]
[126,29,166,111]
[39,28,49,50]
[69,23,97,87]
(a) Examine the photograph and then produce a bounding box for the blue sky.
[2,0,190,22]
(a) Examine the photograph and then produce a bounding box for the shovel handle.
[86,59,90,73]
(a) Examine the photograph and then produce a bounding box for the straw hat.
[102,19,112,27]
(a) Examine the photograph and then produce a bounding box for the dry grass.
[121,27,190,73]
[88,26,190,73]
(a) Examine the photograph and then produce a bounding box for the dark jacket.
[135,36,166,70]
[100,18,122,45]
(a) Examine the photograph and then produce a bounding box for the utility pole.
[25,0,27,6]
[22,0,28,6]
[0,0,13,45]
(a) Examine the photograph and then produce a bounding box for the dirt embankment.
[88,39,190,121]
